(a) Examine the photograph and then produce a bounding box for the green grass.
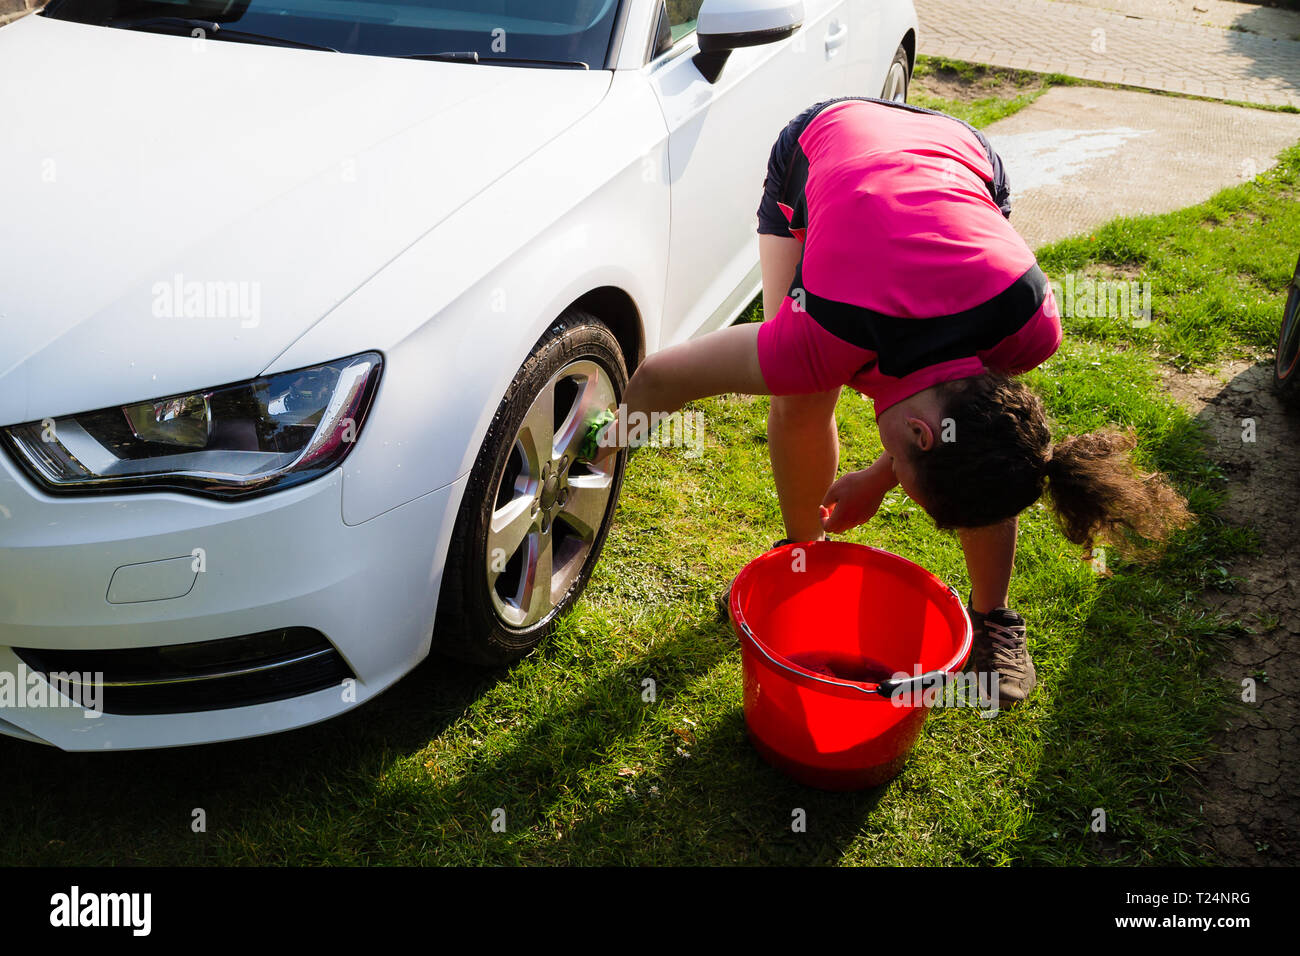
[1036,145,1300,369]
[912,54,1300,126]
[910,56,1083,127]
[0,339,1256,866]
[1,73,1292,867]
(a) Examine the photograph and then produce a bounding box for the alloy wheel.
[485,359,618,629]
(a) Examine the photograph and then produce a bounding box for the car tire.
[1274,253,1300,405]
[434,310,629,666]
[882,44,911,103]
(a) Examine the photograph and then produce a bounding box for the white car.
[0,0,918,749]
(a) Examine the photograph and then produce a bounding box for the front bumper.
[0,449,464,750]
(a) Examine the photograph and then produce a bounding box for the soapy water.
[785,651,897,685]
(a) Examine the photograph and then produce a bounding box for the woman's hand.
[820,455,899,534]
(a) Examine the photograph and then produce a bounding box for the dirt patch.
[1093,262,1150,280]
[912,63,1058,104]
[1162,359,1300,864]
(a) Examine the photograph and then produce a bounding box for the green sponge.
[579,410,617,461]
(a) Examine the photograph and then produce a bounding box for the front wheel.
[882,44,911,104]
[435,311,628,666]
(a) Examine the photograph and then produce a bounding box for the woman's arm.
[760,234,802,321]
[819,452,899,534]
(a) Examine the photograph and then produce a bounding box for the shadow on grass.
[532,702,893,866]
[0,614,889,865]
[0,648,503,865]
[350,619,892,865]
[999,402,1244,865]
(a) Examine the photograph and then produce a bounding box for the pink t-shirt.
[755,99,1062,414]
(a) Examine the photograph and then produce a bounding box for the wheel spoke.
[558,476,611,542]
[517,383,556,470]
[487,496,536,585]
[519,530,554,628]
[885,62,908,103]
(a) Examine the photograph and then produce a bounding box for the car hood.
[0,15,611,425]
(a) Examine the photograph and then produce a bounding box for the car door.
[842,0,892,95]
[644,0,850,349]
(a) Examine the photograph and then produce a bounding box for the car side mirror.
[694,0,805,83]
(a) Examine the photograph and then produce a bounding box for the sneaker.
[715,538,802,621]
[967,605,1037,705]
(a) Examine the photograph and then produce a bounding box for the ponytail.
[915,375,1192,556]
[1044,428,1192,554]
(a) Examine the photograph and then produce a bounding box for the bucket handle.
[738,622,949,699]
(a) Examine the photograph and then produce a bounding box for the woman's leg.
[959,518,1018,613]
[595,234,802,461]
[592,321,769,466]
[960,517,1036,704]
[595,233,840,548]
[759,233,840,543]
[625,322,769,417]
[770,390,841,542]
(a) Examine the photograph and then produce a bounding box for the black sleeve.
[969,125,1012,219]
[757,97,1013,233]
[756,100,838,237]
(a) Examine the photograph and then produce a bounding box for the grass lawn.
[910,56,1087,127]
[2,62,1295,866]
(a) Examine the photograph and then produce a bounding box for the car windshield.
[40,0,622,66]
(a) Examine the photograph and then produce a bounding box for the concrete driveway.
[985,85,1300,249]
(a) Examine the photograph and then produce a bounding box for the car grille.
[14,627,354,715]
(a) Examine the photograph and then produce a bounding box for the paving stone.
[916,0,1300,107]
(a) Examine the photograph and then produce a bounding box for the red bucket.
[729,540,972,791]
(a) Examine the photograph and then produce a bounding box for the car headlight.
[2,352,382,499]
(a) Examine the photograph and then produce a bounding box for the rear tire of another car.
[435,311,629,667]
[1274,253,1300,405]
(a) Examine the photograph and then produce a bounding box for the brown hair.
[907,374,1193,554]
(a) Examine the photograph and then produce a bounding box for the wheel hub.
[539,469,562,512]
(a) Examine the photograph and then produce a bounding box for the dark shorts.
[756,95,1014,238]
